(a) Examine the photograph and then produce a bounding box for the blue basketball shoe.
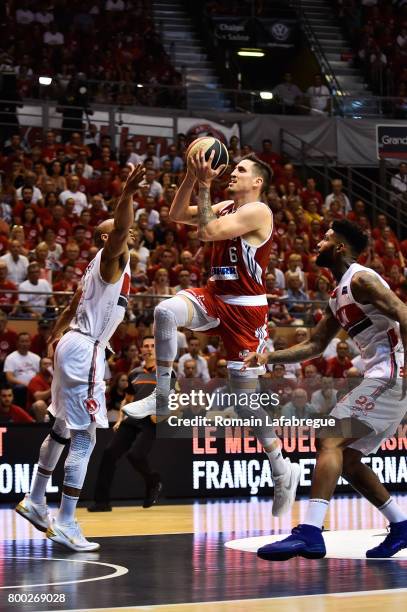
[257,524,326,561]
[366,520,407,558]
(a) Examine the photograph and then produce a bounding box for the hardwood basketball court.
[1,494,407,611]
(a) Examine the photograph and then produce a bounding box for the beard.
[315,248,334,268]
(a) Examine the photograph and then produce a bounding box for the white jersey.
[329,263,403,378]
[71,249,130,347]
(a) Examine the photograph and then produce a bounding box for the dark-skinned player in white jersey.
[243,219,407,560]
[123,150,301,517]
[15,163,146,551]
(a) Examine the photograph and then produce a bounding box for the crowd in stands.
[0,124,406,425]
[336,0,407,104]
[0,0,182,107]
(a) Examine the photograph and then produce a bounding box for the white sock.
[304,498,329,528]
[266,446,288,477]
[57,493,79,525]
[157,365,172,395]
[30,471,50,505]
[378,498,407,523]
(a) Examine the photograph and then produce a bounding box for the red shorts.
[180,287,269,365]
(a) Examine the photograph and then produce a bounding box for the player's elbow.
[197,226,213,242]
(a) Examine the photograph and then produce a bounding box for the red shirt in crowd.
[27,372,51,405]
[0,329,18,363]
[326,356,353,379]
[0,280,18,313]
[0,404,34,423]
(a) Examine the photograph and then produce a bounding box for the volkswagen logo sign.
[271,22,289,42]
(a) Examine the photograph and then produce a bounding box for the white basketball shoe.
[47,518,100,552]
[271,458,301,517]
[15,494,50,533]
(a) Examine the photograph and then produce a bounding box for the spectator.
[43,23,64,46]
[160,144,184,173]
[283,275,311,322]
[326,341,353,381]
[391,162,407,196]
[59,175,88,215]
[143,169,163,200]
[31,319,53,357]
[106,372,128,423]
[0,386,34,423]
[4,332,40,407]
[310,376,338,415]
[0,261,18,314]
[281,387,316,418]
[18,262,56,318]
[323,179,351,214]
[0,310,18,374]
[16,174,43,204]
[257,138,282,171]
[306,74,331,115]
[0,240,29,284]
[135,196,160,228]
[174,269,192,293]
[27,357,53,422]
[272,72,303,113]
[141,142,161,169]
[178,336,210,383]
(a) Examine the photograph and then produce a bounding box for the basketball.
[186,136,229,175]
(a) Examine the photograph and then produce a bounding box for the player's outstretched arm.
[47,288,83,357]
[242,307,340,369]
[103,163,145,261]
[352,271,407,398]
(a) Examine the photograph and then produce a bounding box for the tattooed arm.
[242,306,341,369]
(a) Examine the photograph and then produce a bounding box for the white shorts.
[49,331,108,430]
[330,375,406,455]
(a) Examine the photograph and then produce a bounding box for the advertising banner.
[376,124,407,160]
[1,424,407,502]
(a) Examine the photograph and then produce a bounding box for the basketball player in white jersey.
[123,150,301,517]
[244,219,407,560]
[15,163,145,551]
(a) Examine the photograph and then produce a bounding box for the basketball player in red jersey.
[124,150,301,516]
[244,220,407,560]
[15,163,145,551]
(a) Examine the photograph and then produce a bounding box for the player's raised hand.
[124,163,145,194]
[241,351,269,371]
[190,150,226,187]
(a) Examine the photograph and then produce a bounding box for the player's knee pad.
[50,417,71,445]
[38,434,65,472]
[155,297,189,339]
[63,428,96,490]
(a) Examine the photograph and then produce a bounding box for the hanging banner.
[210,16,299,49]
[376,124,407,160]
[256,18,298,49]
[177,117,240,146]
[212,16,252,44]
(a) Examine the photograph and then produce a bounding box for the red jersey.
[0,329,18,362]
[207,201,273,298]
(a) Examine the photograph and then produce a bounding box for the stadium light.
[137,83,144,88]
[237,49,264,58]
[260,91,273,100]
[38,76,52,86]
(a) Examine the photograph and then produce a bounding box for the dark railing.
[280,128,407,237]
[0,289,327,328]
[4,78,407,116]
